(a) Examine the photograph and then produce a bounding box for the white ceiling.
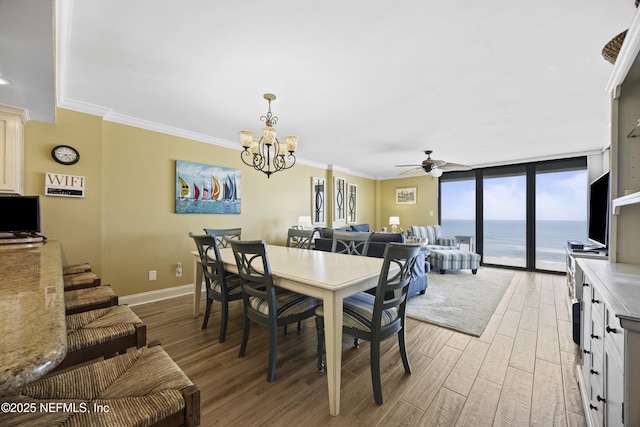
[4,1,639,178]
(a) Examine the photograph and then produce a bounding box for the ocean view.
[441,219,588,268]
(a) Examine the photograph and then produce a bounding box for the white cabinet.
[565,247,607,301]
[0,105,25,195]
[577,259,640,427]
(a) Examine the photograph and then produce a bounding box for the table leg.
[323,291,343,416]
[193,256,203,318]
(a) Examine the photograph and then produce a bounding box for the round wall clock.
[51,145,80,165]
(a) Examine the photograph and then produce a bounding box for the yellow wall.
[24,109,103,270]
[22,108,434,296]
[378,175,440,232]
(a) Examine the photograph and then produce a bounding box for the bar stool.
[54,305,147,372]
[65,285,119,315]
[4,343,200,426]
[63,271,101,291]
[62,262,92,276]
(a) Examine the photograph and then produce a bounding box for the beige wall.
[378,175,439,232]
[23,108,435,296]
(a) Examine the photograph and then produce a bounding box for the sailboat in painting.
[179,177,190,199]
[193,183,200,200]
[212,175,221,200]
[224,176,234,202]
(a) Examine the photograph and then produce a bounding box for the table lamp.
[298,216,313,229]
[389,216,400,233]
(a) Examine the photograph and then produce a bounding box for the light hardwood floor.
[130,270,587,426]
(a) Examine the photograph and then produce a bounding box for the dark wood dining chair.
[203,227,242,248]
[190,232,242,342]
[286,228,317,249]
[229,239,318,382]
[315,242,423,405]
[331,230,372,255]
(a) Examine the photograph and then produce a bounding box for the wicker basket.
[602,30,628,64]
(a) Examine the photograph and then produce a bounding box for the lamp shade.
[389,216,400,225]
[298,215,313,229]
[285,135,298,152]
[240,130,254,148]
[430,168,443,177]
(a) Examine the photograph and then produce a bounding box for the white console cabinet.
[577,258,640,427]
[566,247,608,302]
[0,104,25,195]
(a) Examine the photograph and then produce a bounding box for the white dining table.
[191,244,386,416]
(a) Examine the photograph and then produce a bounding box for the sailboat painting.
[175,160,241,214]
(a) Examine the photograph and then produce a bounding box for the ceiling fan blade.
[427,159,447,167]
[440,162,471,171]
[398,167,424,176]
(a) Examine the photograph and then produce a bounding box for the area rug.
[406,268,514,337]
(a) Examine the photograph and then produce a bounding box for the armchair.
[408,225,458,250]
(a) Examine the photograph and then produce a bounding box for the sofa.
[314,224,429,297]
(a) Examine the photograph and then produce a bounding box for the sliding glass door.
[482,166,527,268]
[535,163,588,271]
[440,157,587,272]
[440,174,476,251]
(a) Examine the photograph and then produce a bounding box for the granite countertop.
[0,240,67,396]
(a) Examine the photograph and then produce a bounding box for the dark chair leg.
[219,300,228,343]
[398,328,411,374]
[353,337,359,348]
[283,325,288,335]
[201,298,212,330]
[315,316,325,372]
[239,315,250,357]
[267,323,278,383]
[297,320,302,333]
[440,269,446,274]
[370,340,383,405]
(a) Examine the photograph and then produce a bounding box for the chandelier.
[239,93,298,178]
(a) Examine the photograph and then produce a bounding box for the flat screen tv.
[588,171,609,248]
[0,196,41,236]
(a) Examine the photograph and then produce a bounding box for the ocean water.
[441,219,588,264]
[176,199,241,214]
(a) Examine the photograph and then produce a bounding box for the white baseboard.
[120,283,203,307]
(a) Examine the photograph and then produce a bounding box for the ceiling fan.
[395,150,471,177]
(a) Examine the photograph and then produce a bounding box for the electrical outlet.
[176,263,182,277]
[149,270,157,281]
